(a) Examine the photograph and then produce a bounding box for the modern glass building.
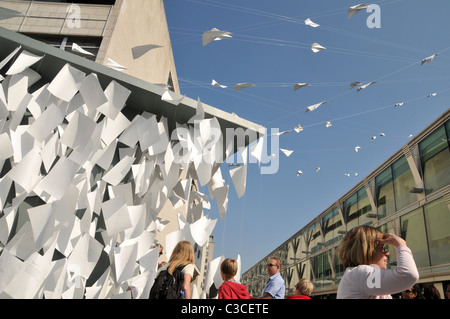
[242,109,450,299]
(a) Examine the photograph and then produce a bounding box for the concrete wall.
[0,0,180,92]
[98,0,180,92]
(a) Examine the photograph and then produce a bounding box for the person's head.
[220,258,238,281]
[402,284,423,299]
[168,240,195,274]
[338,225,389,269]
[295,278,314,296]
[423,284,441,299]
[266,257,281,277]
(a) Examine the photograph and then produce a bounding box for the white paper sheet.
[5,50,43,75]
[47,63,86,102]
[97,80,131,120]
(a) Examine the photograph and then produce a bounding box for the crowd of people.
[151,226,448,299]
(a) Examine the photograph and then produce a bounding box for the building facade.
[242,109,450,299]
[0,0,180,92]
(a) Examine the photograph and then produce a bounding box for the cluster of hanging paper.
[0,46,253,298]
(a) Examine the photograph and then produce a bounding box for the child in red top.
[218,258,250,299]
[286,278,314,299]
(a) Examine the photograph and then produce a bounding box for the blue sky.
[164,0,450,272]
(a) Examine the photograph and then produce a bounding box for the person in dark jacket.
[218,258,250,299]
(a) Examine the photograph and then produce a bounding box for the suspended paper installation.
[0,46,252,299]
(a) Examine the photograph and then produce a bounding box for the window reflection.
[424,198,450,265]
[401,207,430,268]
[376,167,396,218]
[344,187,372,227]
[419,124,450,194]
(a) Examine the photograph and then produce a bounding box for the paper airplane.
[72,43,95,56]
[234,83,255,92]
[355,145,361,152]
[305,101,328,113]
[427,93,437,97]
[106,58,127,71]
[371,136,377,140]
[421,53,439,65]
[296,170,303,176]
[211,79,227,88]
[202,28,232,46]
[357,81,376,92]
[294,124,303,133]
[379,133,385,136]
[348,4,369,18]
[294,83,310,91]
[311,42,326,53]
[305,18,320,27]
[131,44,162,59]
[316,167,320,172]
[271,130,290,136]
[280,148,293,157]
[349,81,362,89]
[326,121,332,128]
[161,90,184,105]
[394,102,405,107]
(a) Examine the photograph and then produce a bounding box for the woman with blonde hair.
[337,225,419,299]
[154,240,196,299]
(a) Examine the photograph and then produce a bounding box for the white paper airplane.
[202,28,232,46]
[294,124,303,133]
[234,83,255,92]
[421,53,439,65]
[305,101,328,113]
[357,81,376,92]
[348,4,369,18]
[305,18,320,28]
[311,42,326,53]
[72,43,95,56]
[211,79,227,88]
[294,83,311,91]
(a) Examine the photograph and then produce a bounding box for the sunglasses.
[267,263,277,267]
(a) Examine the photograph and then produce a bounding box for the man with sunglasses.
[250,257,286,299]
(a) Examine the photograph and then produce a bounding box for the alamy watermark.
[66,4,81,29]
[366,4,381,29]
[171,122,280,175]
[366,268,381,289]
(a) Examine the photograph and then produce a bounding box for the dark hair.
[423,284,441,299]
[409,284,425,299]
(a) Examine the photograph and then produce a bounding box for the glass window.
[322,207,343,246]
[334,246,345,283]
[424,198,450,266]
[357,187,372,226]
[376,167,396,218]
[308,222,322,253]
[419,125,450,194]
[344,193,358,230]
[392,156,417,210]
[344,187,373,228]
[378,222,396,267]
[401,207,430,268]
